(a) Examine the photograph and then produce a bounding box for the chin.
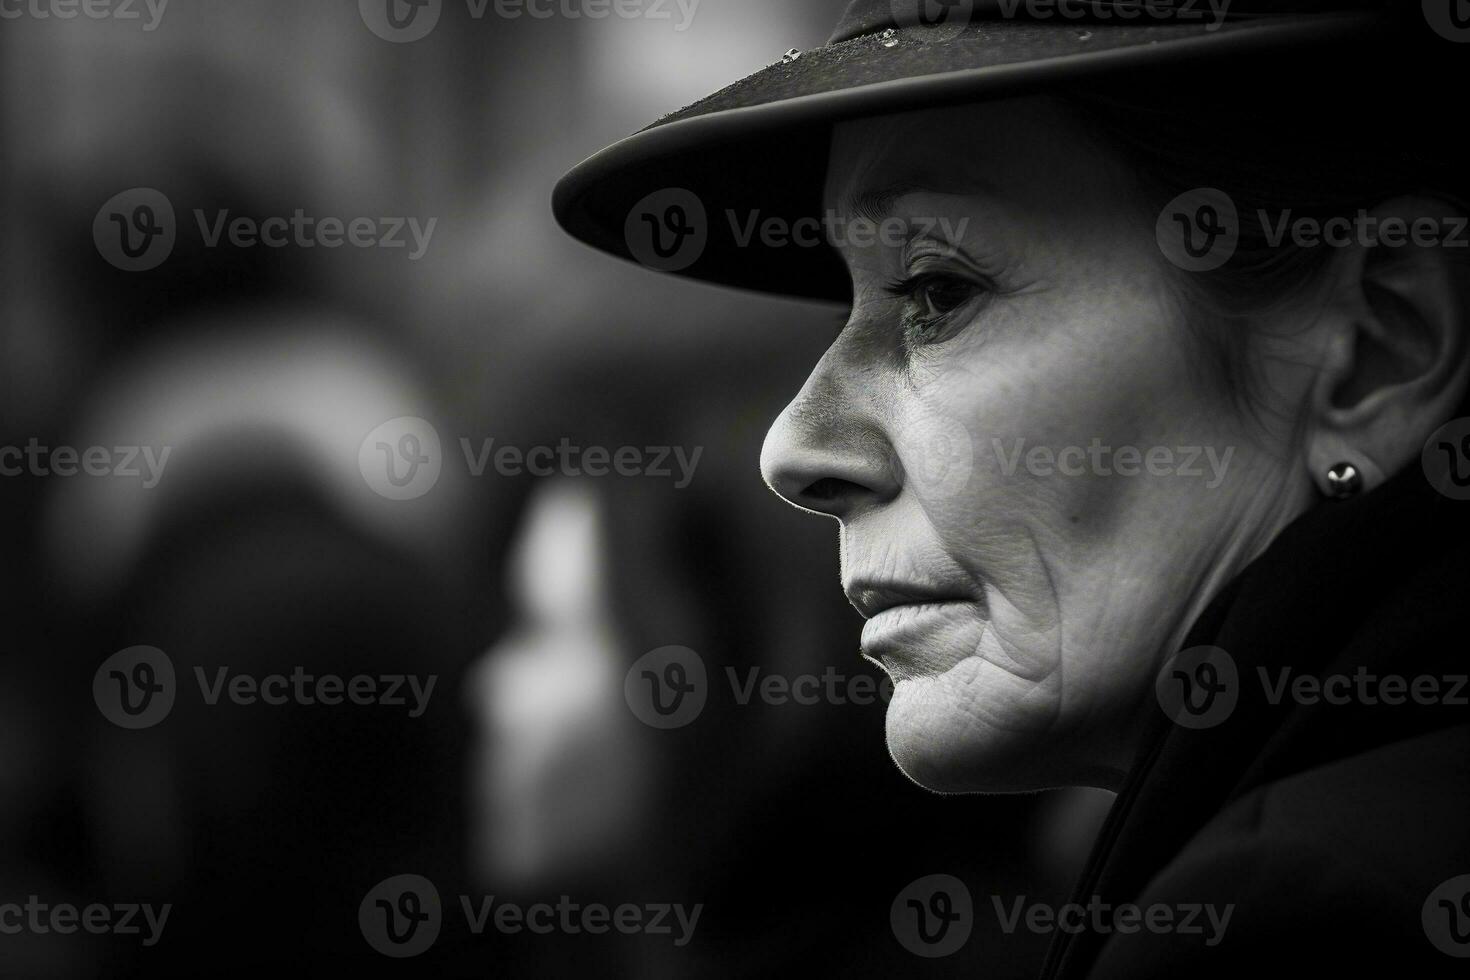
[882,656,1072,794]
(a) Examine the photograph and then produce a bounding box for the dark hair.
[1060,69,1467,429]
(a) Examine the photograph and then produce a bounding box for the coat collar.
[1042,423,1470,976]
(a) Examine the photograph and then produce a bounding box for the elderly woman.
[555,2,1469,975]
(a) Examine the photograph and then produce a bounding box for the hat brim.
[553,12,1383,303]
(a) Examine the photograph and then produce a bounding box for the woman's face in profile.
[761,97,1314,794]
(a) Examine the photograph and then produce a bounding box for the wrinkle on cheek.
[1015,523,1063,635]
[924,496,1064,678]
[976,526,1063,650]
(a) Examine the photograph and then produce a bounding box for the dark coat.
[1044,444,1470,977]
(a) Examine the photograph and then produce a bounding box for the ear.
[1303,196,1470,497]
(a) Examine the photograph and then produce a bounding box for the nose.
[760,360,899,519]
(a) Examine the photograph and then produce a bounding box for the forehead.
[823,96,1118,220]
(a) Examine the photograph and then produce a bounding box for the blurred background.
[0,1,1112,975]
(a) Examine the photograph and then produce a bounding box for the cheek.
[906,290,1212,579]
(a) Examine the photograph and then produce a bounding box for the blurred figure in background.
[470,478,649,888]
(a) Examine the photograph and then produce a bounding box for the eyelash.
[882,271,989,344]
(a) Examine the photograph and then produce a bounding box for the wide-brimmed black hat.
[553,0,1445,302]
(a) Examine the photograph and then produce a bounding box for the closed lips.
[844,582,978,620]
[844,582,989,679]
[859,599,976,646]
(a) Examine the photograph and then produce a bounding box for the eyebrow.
[837,175,998,224]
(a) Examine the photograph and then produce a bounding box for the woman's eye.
[914,276,974,317]
[883,272,986,342]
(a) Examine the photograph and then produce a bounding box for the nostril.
[801,477,860,506]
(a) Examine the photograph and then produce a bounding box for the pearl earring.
[1325,462,1362,500]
